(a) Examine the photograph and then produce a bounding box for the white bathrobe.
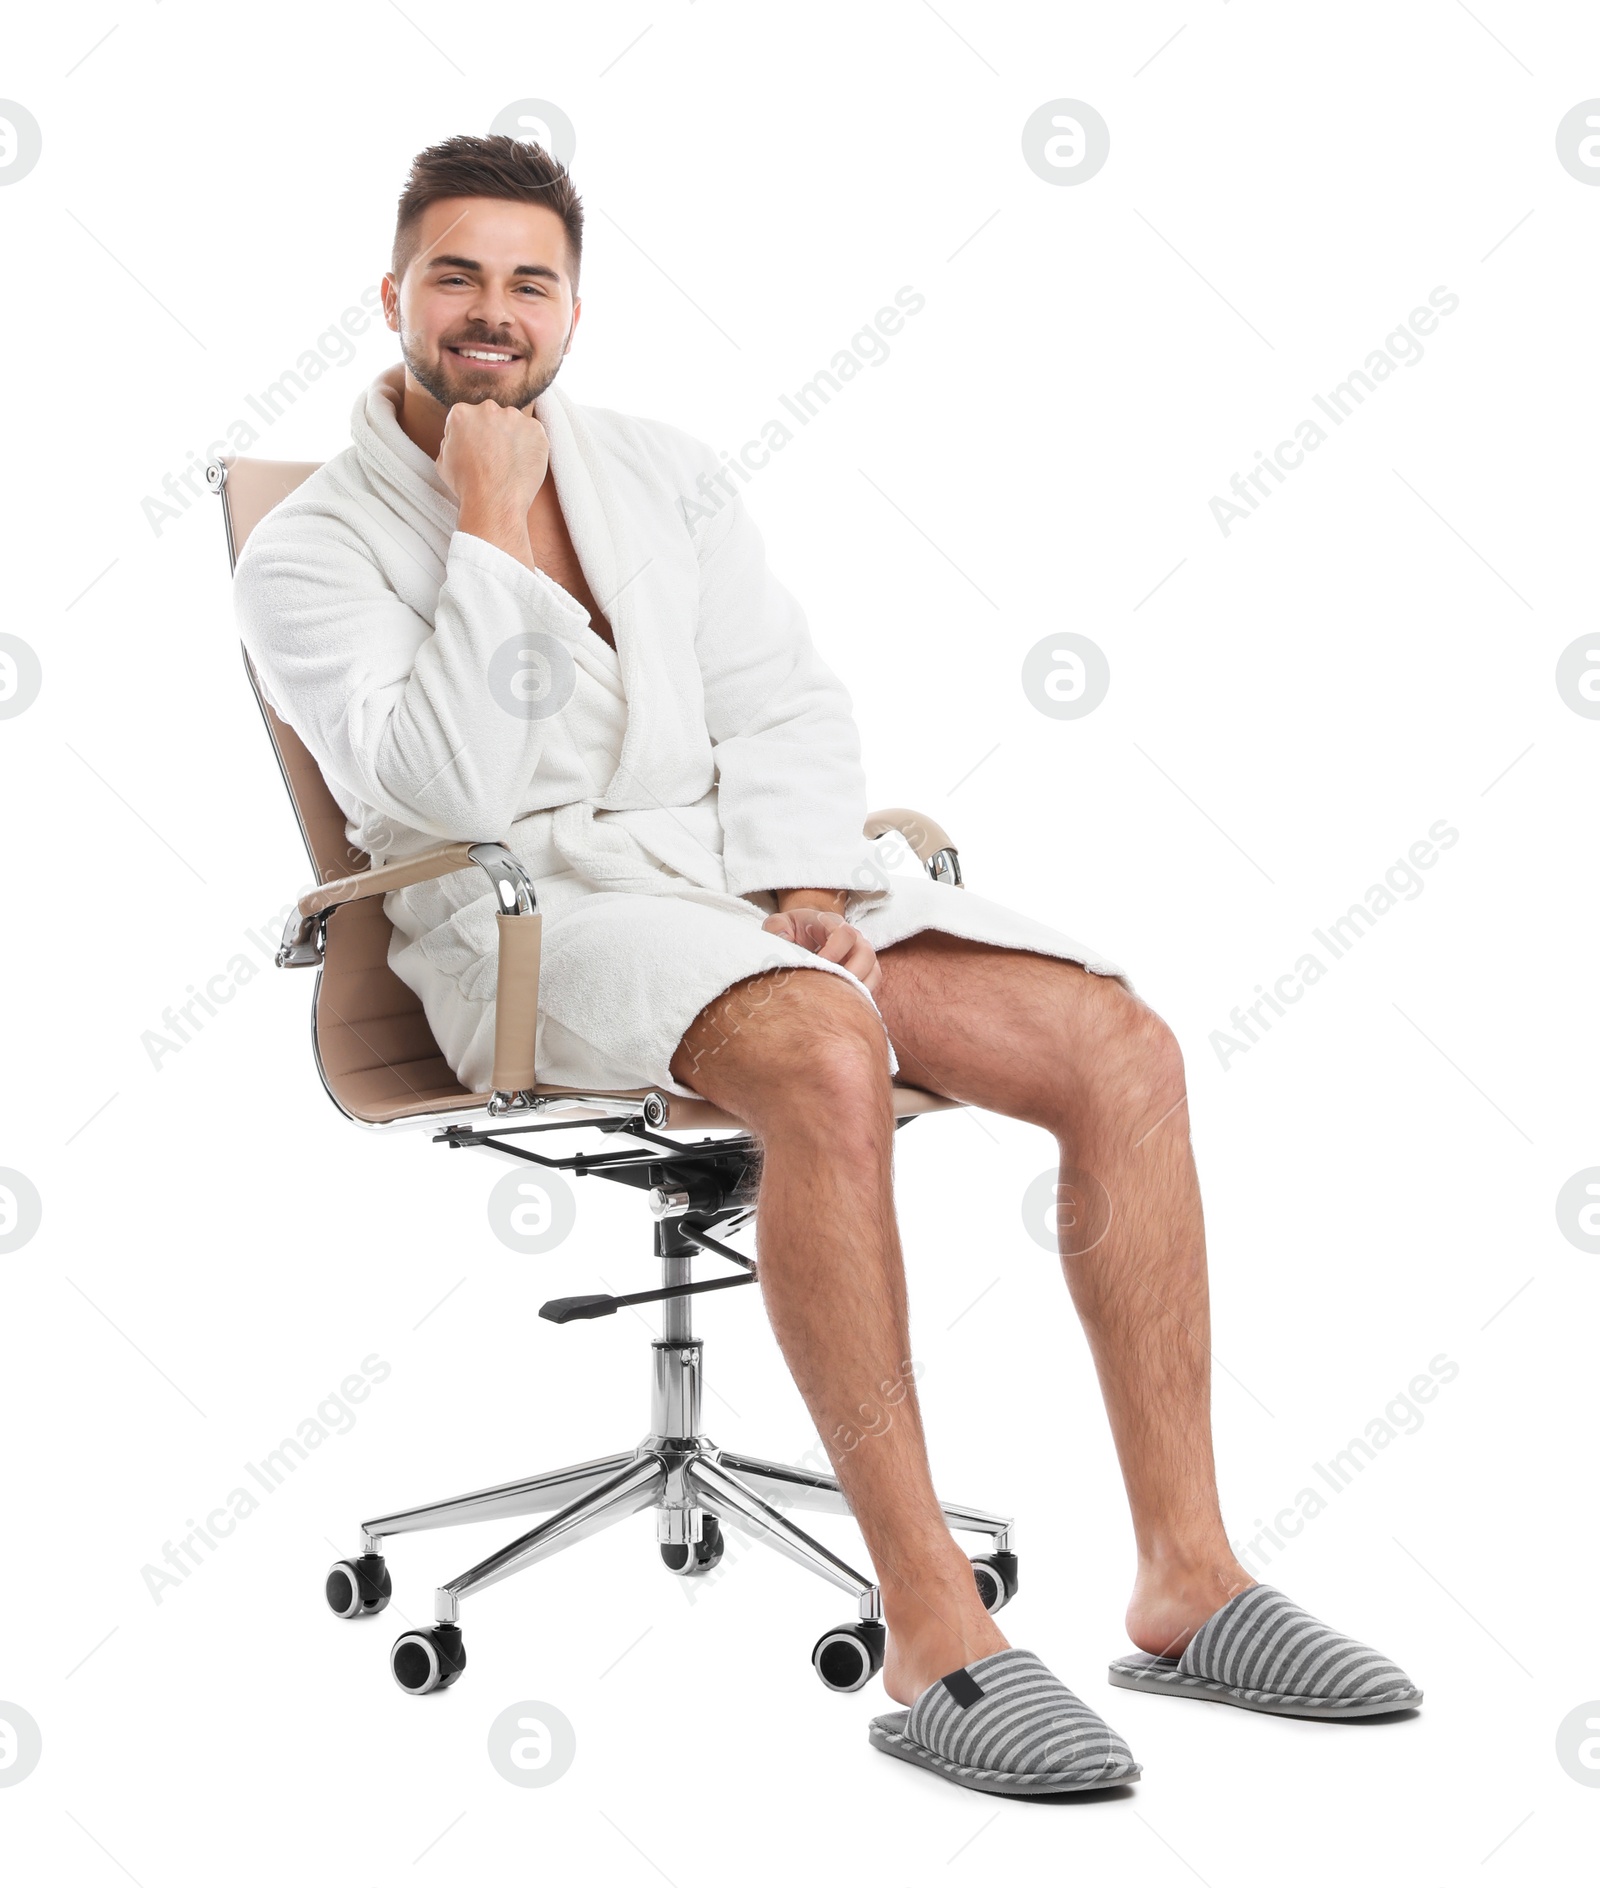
[232,363,1130,1099]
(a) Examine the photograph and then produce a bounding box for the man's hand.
[762,906,882,994]
[437,401,552,566]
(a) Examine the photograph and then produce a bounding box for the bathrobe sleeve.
[234,512,595,846]
[691,484,886,905]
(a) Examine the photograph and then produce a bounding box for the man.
[234,133,1420,1795]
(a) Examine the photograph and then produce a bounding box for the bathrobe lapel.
[355,364,460,554]
[532,386,733,895]
[533,382,644,806]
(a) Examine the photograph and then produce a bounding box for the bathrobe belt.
[519,795,744,904]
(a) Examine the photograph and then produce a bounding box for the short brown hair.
[391,133,583,292]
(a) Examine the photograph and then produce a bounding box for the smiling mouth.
[448,344,523,367]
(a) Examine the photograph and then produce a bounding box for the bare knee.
[1059,976,1186,1139]
[670,965,893,1130]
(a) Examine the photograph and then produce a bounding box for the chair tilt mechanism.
[209,453,1017,1701]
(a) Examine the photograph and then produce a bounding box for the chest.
[527,489,616,650]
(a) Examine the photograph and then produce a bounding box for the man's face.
[384,195,579,411]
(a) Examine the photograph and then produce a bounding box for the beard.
[401,323,570,411]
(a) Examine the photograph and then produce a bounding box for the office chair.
[209,454,1018,1697]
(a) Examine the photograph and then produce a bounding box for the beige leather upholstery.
[864,806,954,864]
[300,842,481,918]
[492,909,544,1094]
[216,453,965,1132]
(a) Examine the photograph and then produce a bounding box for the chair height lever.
[539,1271,756,1325]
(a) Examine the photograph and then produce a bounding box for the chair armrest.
[864,807,964,888]
[280,840,542,1107]
[295,840,483,919]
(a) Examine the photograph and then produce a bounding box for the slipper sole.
[869,1709,1141,1795]
[1107,1653,1422,1720]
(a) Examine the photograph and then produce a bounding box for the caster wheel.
[391,1624,467,1695]
[971,1550,1019,1615]
[325,1553,392,1618]
[660,1515,724,1575]
[812,1619,886,1693]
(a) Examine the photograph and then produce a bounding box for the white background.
[2,2,1595,1881]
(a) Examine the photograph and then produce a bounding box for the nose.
[463,281,523,338]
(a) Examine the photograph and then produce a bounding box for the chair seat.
[344,1075,964,1132]
[311,892,964,1130]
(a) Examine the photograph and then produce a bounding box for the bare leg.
[670,967,1006,1704]
[869,931,1255,1657]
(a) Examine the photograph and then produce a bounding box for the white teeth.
[456,347,514,361]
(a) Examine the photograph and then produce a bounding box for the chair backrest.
[214,456,479,1123]
[219,460,369,883]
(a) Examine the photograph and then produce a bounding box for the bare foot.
[1125,1554,1256,1660]
[879,1570,1011,1707]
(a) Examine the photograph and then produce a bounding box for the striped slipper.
[1107,1582,1422,1719]
[869,1647,1140,1795]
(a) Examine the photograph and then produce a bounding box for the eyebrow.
[426,254,562,284]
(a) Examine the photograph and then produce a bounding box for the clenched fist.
[437,398,551,517]
[762,907,882,994]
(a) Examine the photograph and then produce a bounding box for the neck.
[395,370,449,461]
